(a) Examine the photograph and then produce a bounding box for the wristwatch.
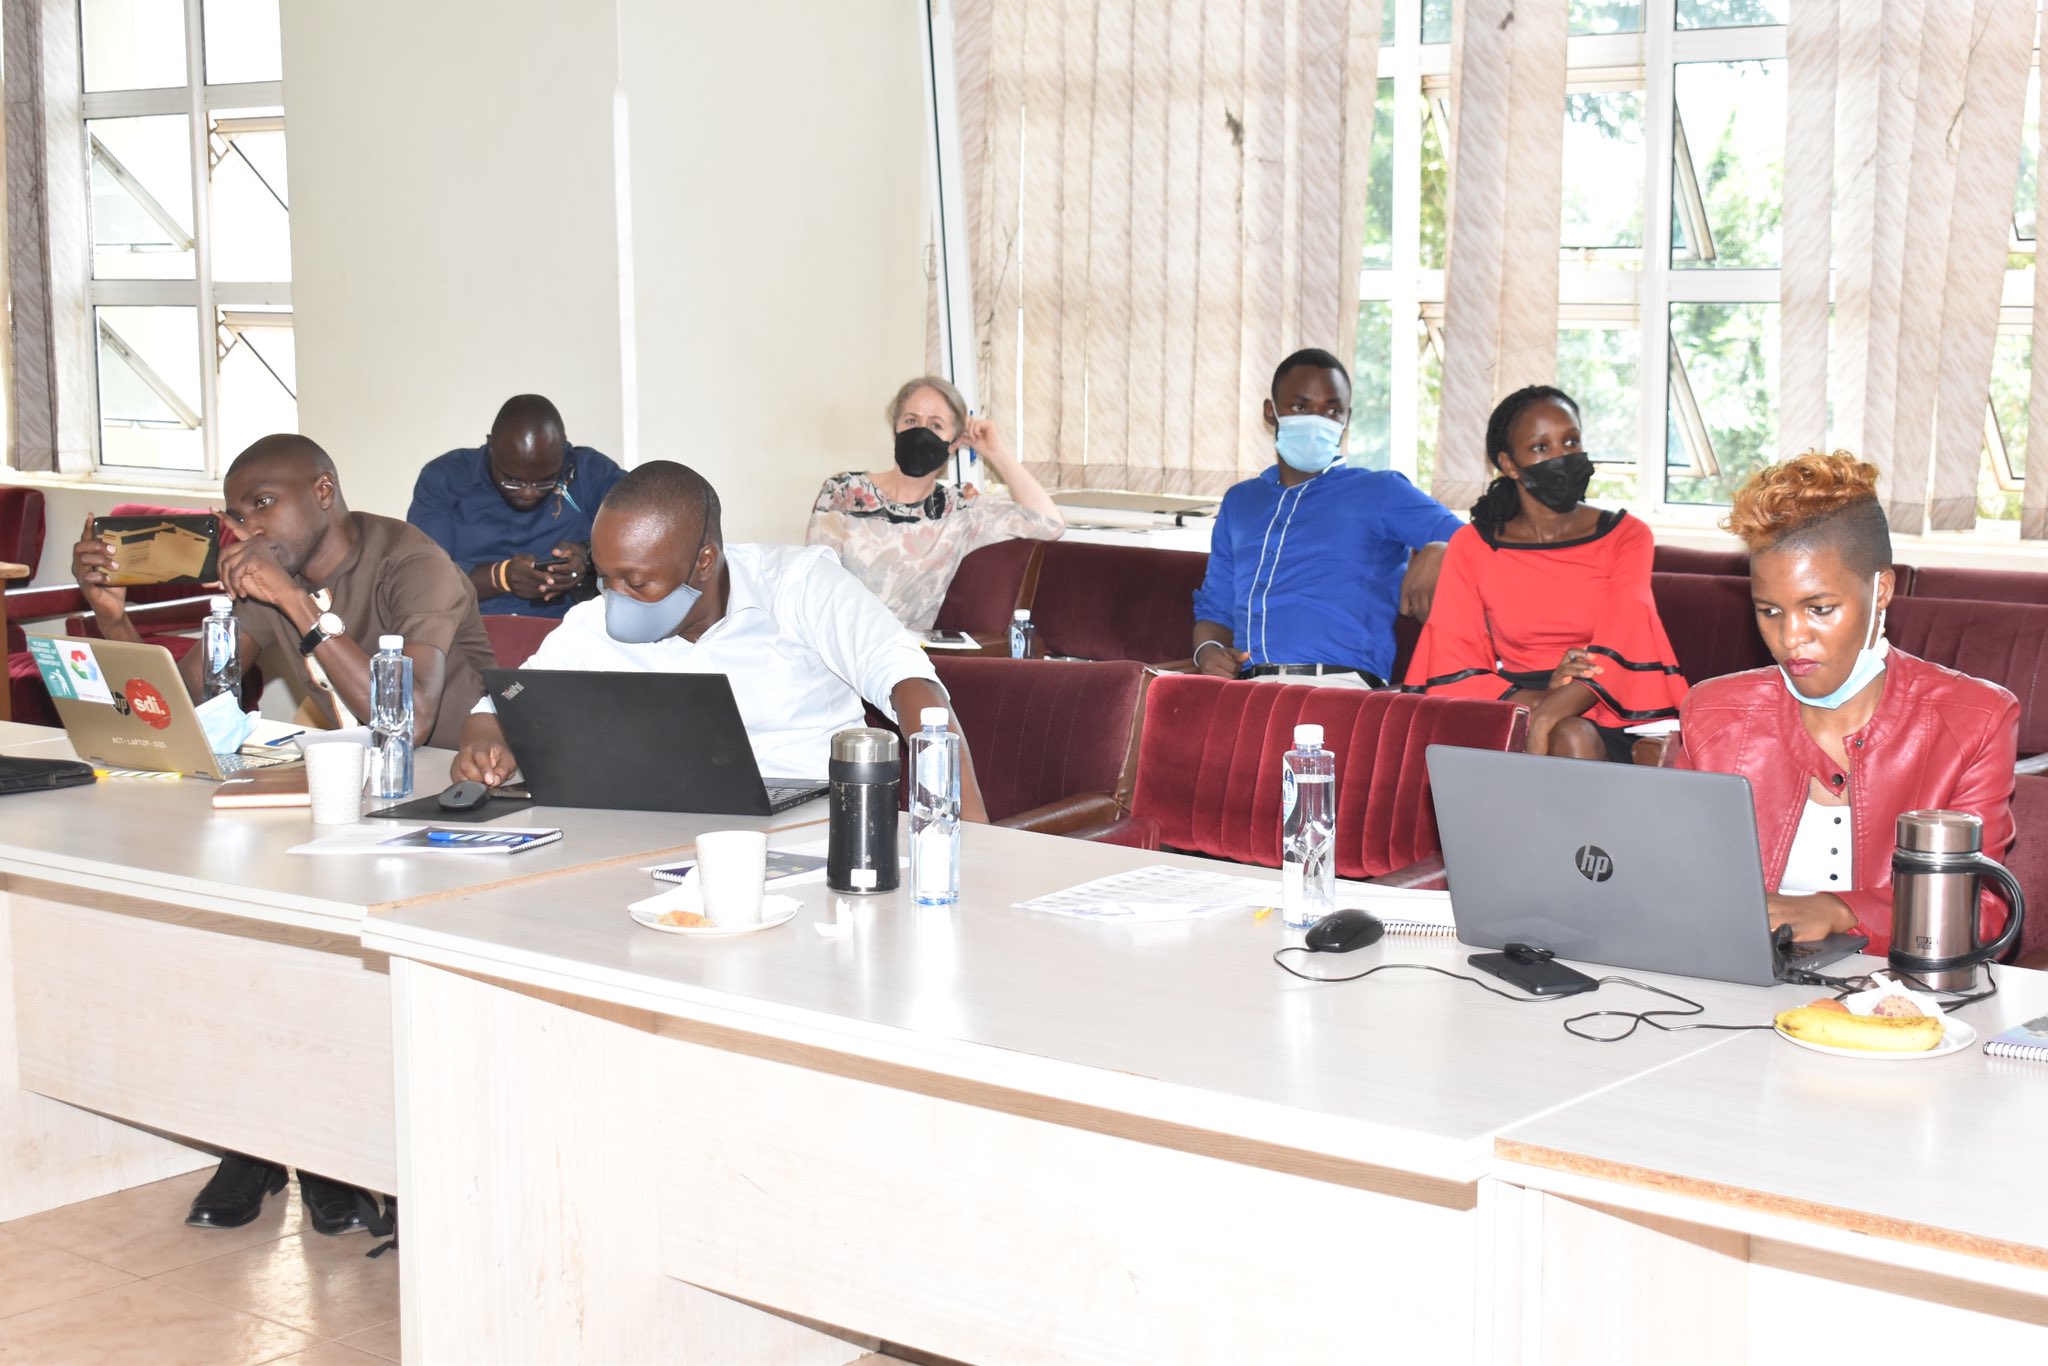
[298,610,345,656]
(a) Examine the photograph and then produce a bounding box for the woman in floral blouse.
[806,376,1065,631]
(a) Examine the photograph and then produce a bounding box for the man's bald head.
[227,433,338,487]
[490,394,566,445]
[598,461,722,547]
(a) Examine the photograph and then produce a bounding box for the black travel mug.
[828,727,900,894]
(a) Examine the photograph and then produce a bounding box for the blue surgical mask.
[1274,414,1346,475]
[1782,571,1889,710]
[603,533,708,644]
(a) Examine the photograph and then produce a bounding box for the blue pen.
[263,730,307,747]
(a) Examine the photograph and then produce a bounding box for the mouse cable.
[1272,949,1779,1042]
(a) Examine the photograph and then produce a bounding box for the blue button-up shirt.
[1192,463,1463,680]
[407,443,626,618]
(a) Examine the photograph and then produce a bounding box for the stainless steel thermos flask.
[828,727,900,894]
[1889,810,2025,991]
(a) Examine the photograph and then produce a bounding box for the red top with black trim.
[1401,511,1688,728]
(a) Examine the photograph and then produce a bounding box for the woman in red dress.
[1403,385,1687,760]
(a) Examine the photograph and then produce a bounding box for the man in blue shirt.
[1192,349,1460,686]
[408,394,626,618]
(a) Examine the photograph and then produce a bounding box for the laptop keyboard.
[218,750,294,775]
[764,782,829,813]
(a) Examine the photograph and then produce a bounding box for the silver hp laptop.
[25,633,288,780]
[1426,746,1867,986]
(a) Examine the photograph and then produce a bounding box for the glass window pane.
[201,0,283,84]
[1562,92,1645,256]
[1382,1,1395,44]
[1672,59,1785,270]
[89,115,196,281]
[1557,325,1640,505]
[81,0,188,93]
[1350,301,1394,470]
[1422,0,1452,45]
[1416,318,1444,491]
[1420,94,1448,270]
[1667,302,1780,506]
[1982,328,2028,523]
[1571,1,1643,35]
[1361,80,1395,270]
[2016,68,2039,244]
[95,305,203,473]
[1676,0,1785,28]
[217,308,297,461]
[209,109,291,282]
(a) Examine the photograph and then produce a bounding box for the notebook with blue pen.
[1984,1013,2048,1063]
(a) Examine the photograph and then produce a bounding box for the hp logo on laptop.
[1575,845,1614,882]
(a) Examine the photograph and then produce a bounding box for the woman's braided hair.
[1470,385,1580,533]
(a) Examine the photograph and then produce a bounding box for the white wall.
[618,0,930,544]
[280,0,627,523]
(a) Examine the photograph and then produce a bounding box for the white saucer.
[1776,1014,1976,1061]
[629,901,798,937]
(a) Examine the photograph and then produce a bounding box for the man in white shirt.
[452,460,988,819]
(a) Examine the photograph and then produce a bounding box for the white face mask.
[1781,571,1889,710]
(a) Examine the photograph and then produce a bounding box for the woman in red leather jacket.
[1672,452,2018,954]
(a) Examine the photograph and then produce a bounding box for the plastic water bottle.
[201,596,240,701]
[908,706,961,905]
[1281,723,1336,929]
[369,635,414,800]
[1009,608,1039,660]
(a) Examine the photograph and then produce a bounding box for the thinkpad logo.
[1575,844,1613,882]
[501,681,525,701]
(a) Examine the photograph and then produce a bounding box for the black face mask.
[1517,452,1593,514]
[894,426,953,479]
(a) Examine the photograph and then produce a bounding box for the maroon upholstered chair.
[1905,566,2048,606]
[1076,674,1527,885]
[1886,597,2048,761]
[863,656,1150,833]
[1652,544,1748,577]
[2010,775,2048,969]
[1028,541,1209,667]
[1650,572,1773,685]
[482,614,563,668]
[2,487,48,723]
[932,538,1044,645]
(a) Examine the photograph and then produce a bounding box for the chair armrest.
[67,593,216,638]
[5,584,89,626]
[2016,752,2048,777]
[1363,855,1447,891]
[1149,657,1197,673]
[994,792,1124,836]
[1066,813,1162,850]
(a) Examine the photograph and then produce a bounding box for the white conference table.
[363,822,2037,1364]
[0,721,822,1216]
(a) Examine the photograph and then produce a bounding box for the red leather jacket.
[1671,649,2018,955]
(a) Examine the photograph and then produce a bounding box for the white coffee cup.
[302,738,370,824]
[693,830,769,924]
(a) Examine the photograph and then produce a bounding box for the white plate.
[629,903,797,937]
[1775,1014,1976,1061]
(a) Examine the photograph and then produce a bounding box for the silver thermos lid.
[1895,809,1984,856]
[831,727,900,766]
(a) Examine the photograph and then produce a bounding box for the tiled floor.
[0,1169,398,1364]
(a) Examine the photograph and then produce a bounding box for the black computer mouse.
[437,780,491,812]
[1303,907,1386,953]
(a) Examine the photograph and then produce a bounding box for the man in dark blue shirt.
[408,394,626,618]
[1192,349,1461,687]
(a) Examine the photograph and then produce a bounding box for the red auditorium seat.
[864,656,1149,834]
[1075,674,1527,884]
[481,614,562,668]
[1650,572,1774,685]
[1906,566,2048,606]
[932,539,1043,646]
[2005,776,2048,969]
[1027,541,1208,667]
[1885,597,2048,760]
[1652,544,1749,577]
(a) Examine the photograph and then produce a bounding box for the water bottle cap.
[209,595,233,614]
[1013,609,1032,621]
[920,706,949,728]
[378,634,403,651]
[1294,723,1323,746]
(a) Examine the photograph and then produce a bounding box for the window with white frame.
[80,0,292,482]
[1358,0,1795,518]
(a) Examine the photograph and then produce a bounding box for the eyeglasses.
[493,472,565,494]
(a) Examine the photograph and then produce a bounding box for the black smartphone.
[1469,950,1599,997]
[91,514,223,585]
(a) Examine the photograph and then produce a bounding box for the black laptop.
[482,670,829,816]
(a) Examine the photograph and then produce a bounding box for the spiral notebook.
[1983,1013,2048,1062]
[1336,885,1458,937]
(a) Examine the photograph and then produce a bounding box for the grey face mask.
[602,532,707,644]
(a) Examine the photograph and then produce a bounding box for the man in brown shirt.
[70,431,494,1235]
[75,433,494,746]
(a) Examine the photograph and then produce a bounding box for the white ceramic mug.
[693,830,769,924]
[300,731,372,825]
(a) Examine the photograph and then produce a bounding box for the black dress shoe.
[186,1153,287,1229]
[297,1171,372,1236]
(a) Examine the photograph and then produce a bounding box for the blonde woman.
[806,377,1064,631]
